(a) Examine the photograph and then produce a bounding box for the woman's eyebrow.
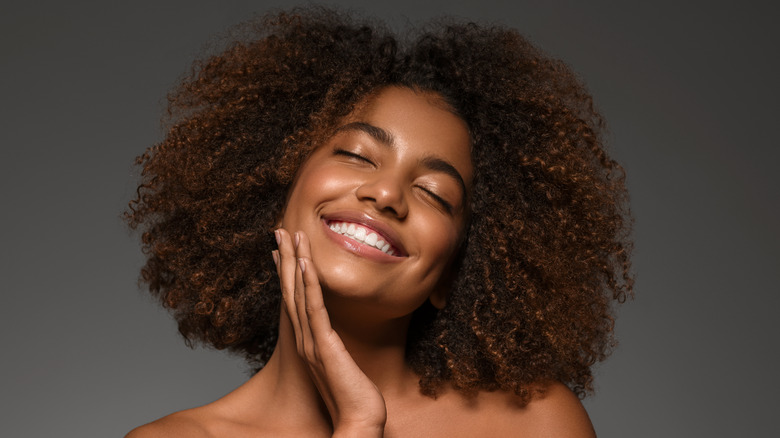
[335,121,395,146]
[335,121,469,204]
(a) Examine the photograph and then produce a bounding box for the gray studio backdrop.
[2,1,778,436]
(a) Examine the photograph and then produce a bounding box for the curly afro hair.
[126,6,633,403]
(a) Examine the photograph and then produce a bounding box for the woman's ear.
[429,289,447,309]
[430,240,466,310]
[431,235,469,310]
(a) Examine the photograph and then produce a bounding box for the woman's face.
[281,86,473,319]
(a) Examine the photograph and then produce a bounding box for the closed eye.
[418,186,454,214]
[334,149,374,165]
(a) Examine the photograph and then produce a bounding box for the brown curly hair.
[126,6,633,403]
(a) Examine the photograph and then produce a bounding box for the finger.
[293,232,315,357]
[276,229,302,341]
[272,249,281,279]
[272,249,291,319]
[294,232,333,340]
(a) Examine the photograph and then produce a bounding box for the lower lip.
[321,220,404,263]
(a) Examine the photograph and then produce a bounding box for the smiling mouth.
[326,221,401,256]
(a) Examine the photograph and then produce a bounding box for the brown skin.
[127,376,593,438]
[280,87,472,321]
[276,87,472,434]
[127,87,596,437]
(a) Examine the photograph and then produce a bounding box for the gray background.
[2,0,778,436]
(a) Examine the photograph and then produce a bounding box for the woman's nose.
[355,174,409,219]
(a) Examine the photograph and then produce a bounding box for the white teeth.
[354,227,366,242]
[328,221,397,255]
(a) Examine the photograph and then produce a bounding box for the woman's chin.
[318,279,427,323]
[318,273,383,302]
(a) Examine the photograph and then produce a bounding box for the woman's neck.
[327,304,417,395]
[237,305,418,429]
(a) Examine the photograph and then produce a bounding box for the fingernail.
[274,229,281,246]
[294,232,300,248]
[298,258,306,273]
[271,250,279,266]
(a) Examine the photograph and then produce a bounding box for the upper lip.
[321,211,407,256]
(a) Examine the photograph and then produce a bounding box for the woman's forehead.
[337,86,473,183]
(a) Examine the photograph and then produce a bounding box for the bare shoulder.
[492,382,596,437]
[125,409,212,438]
[413,382,595,437]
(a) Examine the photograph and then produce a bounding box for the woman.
[125,7,632,437]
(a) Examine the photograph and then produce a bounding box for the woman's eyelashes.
[334,148,374,165]
[417,186,454,213]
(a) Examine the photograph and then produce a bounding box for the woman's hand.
[273,229,387,437]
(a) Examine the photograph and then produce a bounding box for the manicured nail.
[274,229,281,246]
[298,258,306,273]
[271,250,279,266]
[294,232,300,248]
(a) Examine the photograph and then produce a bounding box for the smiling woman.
[281,87,472,319]
[125,6,632,437]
